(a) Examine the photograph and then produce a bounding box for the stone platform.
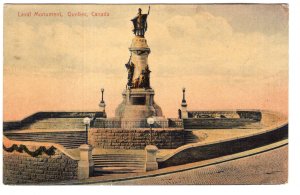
[88,127,186,150]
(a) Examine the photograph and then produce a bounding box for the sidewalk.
[55,139,288,185]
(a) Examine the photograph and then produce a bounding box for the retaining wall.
[3,111,106,131]
[158,123,288,168]
[3,137,79,184]
[88,128,186,149]
[183,118,256,129]
[183,110,262,129]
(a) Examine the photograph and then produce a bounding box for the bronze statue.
[143,65,151,88]
[136,65,151,89]
[125,54,134,88]
[131,6,150,37]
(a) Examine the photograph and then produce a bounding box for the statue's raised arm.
[131,7,150,37]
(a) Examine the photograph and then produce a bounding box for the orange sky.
[3,4,288,121]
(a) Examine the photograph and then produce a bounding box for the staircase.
[4,131,86,149]
[21,118,86,130]
[184,131,199,144]
[92,151,146,176]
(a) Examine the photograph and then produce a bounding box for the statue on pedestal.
[125,6,152,89]
[115,6,163,121]
[131,7,150,37]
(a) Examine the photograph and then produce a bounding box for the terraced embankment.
[157,111,288,168]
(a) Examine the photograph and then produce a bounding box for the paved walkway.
[107,144,288,185]
[54,140,287,185]
[106,145,288,185]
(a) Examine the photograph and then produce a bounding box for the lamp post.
[79,117,93,179]
[83,117,91,145]
[99,88,106,114]
[182,87,187,106]
[147,117,155,145]
[181,87,188,119]
[100,88,104,104]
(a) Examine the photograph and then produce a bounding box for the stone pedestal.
[115,88,163,128]
[99,102,106,112]
[181,105,189,119]
[180,87,189,119]
[144,145,158,171]
[78,144,94,180]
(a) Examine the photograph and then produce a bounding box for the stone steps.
[21,118,86,130]
[92,153,146,176]
[4,132,86,149]
[184,131,199,144]
[93,168,143,174]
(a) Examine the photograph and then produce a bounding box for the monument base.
[88,127,186,149]
[115,88,163,121]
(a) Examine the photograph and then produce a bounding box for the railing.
[187,110,262,121]
[168,118,183,128]
[92,119,122,128]
[92,118,184,129]
[187,111,239,119]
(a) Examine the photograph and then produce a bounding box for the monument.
[2,4,288,185]
[115,7,165,127]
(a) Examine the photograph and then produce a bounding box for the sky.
[3,4,288,121]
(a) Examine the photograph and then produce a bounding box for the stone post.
[144,145,158,171]
[78,144,94,180]
[181,106,188,119]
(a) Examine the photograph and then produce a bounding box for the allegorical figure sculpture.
[125,54,134,88]
[139,65,151,88]
[131,7,150,37]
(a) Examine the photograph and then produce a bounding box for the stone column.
[144,145,158,171]
[78,144,94,180]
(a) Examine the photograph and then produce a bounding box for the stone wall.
[186,110,261,121]
[183,118,256,129]
[3,138,79,184]
[92,118,183,129]
[3,111,106,131]
[158,123,288,168]
[89,128,186,149]
[3,121,22,131]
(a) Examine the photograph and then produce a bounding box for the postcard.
[3,4,288,185]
